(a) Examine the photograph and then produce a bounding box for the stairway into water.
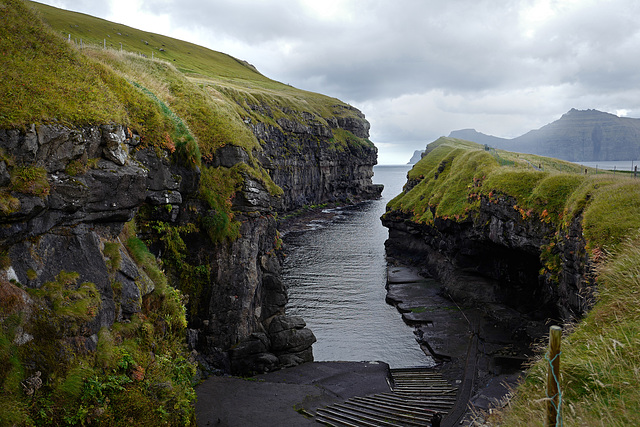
[314,367,457,426]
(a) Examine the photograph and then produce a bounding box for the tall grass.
[389,137,640,425]
[496,237,640,426]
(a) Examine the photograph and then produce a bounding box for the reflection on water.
[283,165,434,368]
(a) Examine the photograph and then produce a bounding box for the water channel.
[283,165,435,368]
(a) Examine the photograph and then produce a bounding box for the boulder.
[270,327,316,353]
[277,347,313,368]
[268,315,306,335]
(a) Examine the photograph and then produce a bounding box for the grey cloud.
[140,0,323,43]
[33,0,640,163]
[39,0,111,17]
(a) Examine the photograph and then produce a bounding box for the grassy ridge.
[0,0,172,134]
[26,1,374,151]
[387,137,636,251]
[4,0,373,190]
[30,1,272,82]
[387,137,640,425]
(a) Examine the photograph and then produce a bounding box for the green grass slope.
[31,1,272,82]
[386,137,640,426]
[3,0,372,194]
[387,137,637,250]
[20,1,372,150]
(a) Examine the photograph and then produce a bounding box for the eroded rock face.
[248,106,382,211]
[187,105,379,373]
[178,209,317,374]
[0,107,378,375]
[0,124,181,335]
[383,195,596,323]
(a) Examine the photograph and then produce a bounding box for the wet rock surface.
[385,264,543,424]
[195,361,391,427]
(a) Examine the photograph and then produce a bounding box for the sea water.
[283,165,434,368]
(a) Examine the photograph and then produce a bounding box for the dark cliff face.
[383,194,596,325]
[0,124,190,336]
[246,104,381,211]
[0,105,380,376]
[194,104,380,373]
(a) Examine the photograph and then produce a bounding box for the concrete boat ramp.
[316,367,456,426]
[195,362,456,427]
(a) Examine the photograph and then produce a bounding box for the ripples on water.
[283,165,434,368]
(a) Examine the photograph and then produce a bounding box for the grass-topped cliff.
[0,0,378,425]
[3,0,376,233]
[387,137,639,251]
[7,1,374,153]
[385,137,640,425]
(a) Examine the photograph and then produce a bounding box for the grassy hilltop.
[3,1,371,153]
[0,1,376,425]
[2,0,373,229]
[387,137,640,425]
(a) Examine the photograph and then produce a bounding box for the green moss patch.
[387,136,639,253]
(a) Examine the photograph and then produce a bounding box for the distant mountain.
[448,129,509,147]
[408,150,424,164]
[448,109,640,161]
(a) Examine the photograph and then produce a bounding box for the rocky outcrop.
[0,123,291,376]
[228,315,315,373]
[0,124,164,336]
[249,105,382,211]
[0,98,380,376]
[383,194,596,324]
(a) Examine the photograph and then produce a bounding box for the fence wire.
[545,350,563,427]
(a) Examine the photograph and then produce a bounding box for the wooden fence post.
[546,326,562,426]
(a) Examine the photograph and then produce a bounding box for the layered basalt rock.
[0,124,182,337]
[249,105,382,210]
[192,104,380,373]
[383,194,596,325]
[1,103,380,376]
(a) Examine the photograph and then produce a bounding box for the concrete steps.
[315,368,456,426]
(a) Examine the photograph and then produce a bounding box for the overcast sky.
[37,0,640,164]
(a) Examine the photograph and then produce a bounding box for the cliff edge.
[0,1,380,425]
[382,137,640,425]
